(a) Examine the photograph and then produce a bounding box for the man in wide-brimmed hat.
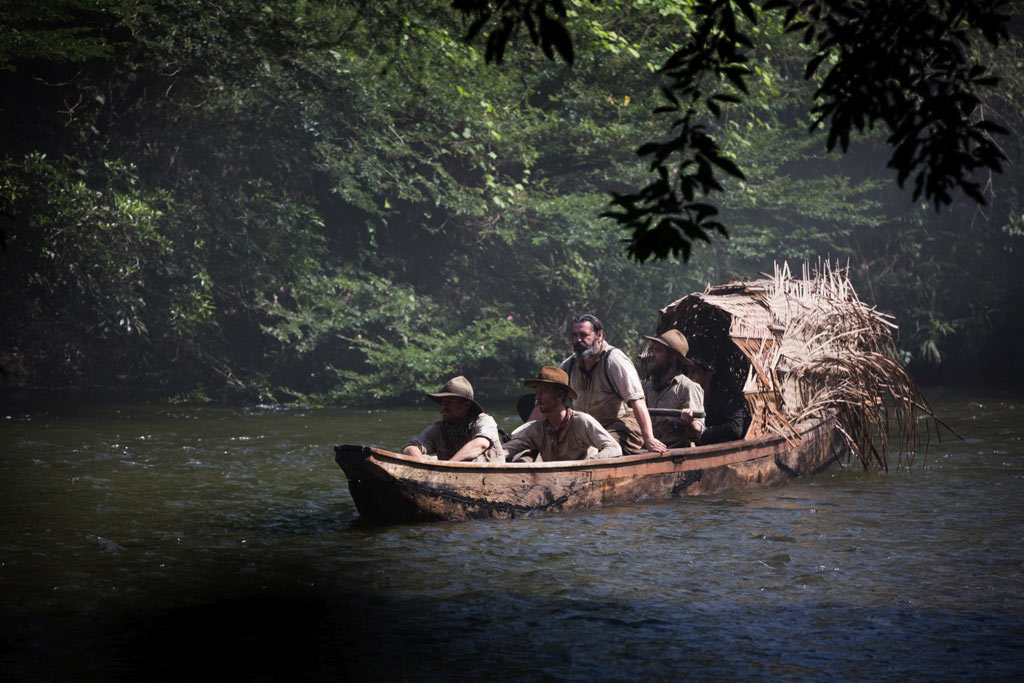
[402,376,505,462]
[502,366,621,462]
[558,313,667,454]
[678,349,751,445]
[642,329,706,448]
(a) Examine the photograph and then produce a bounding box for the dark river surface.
[2,388,1023,681]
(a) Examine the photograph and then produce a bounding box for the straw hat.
[522,365,578,401]
[643,329,694,367]
[427,376,483,412]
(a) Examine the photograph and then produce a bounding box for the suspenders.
[565,349,623,401]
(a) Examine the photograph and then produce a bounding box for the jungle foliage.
[1,1,1022,404]
[457,0,1015,262]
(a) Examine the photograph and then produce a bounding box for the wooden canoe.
[333,417,848,522]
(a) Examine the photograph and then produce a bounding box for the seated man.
[641,329,706,448]
[502,366,622,462]
[678,352,751,445]
[402,376,505,463]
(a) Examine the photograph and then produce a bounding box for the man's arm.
[501,421,541,460]
[606,349,667,453]
[696,394,750,445]
[401,422,439,457]
[583,416,623,459]
[688,382,706,432]
[698,411,748,445]
[462,413,506,462]
[449,436,491,462]
[675,381,706,441]
[628,396,667,453]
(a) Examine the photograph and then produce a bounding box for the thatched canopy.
[653,262,940,470]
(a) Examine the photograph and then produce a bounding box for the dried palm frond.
[755,261,944,470]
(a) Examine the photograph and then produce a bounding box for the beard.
[442,411,473,427]
[573,338,602,362]
[651,357,674,378]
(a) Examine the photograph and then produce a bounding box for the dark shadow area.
[4,587,1023,682]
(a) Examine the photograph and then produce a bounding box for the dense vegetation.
[457,0,1016,263]
[2,1,1022,404]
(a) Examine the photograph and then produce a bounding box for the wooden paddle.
[648,408,705,418]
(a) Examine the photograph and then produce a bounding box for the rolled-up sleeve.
[471,414,502,448]
[501,421,541,458]
[405,422,440,453]
[578,413,622,459]
[606,348,645,403]
[685,381,706,432]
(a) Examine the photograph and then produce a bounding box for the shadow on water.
[8,587,1023,682]
[3,390,1023,680]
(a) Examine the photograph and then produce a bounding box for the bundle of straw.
[751,261,945,470]
[656,261,947,469]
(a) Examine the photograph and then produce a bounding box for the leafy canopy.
[453,0,1013,262]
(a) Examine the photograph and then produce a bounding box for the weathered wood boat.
[334,263,934,521]
[335,417,847,521]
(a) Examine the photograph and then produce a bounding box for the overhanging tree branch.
[453,0,1012,262]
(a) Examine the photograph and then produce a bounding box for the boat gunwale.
[337,418,827,475]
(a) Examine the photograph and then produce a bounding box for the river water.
[1,388,1022,681]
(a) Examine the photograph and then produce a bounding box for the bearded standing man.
[558,313,668,454]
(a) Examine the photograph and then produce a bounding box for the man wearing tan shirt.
[502,366,622,463]
[642,329,705,448]
[402,376,505,463]
[558,314,667,454]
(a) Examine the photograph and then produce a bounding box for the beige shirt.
[405,413,505,463]
[643,373,706,448]
[559,343,645,425]
[502,411,622,462]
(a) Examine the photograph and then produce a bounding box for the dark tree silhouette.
[453,0,1013,262]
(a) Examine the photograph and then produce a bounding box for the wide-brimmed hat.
[427,376,483,412]
[516,393,537,422]
[643,329,694,367]
[522,365,578,401]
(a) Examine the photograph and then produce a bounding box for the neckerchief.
[545,408,574,453]
[441,413,475,449]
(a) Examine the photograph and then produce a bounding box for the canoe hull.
[334,419,846,521]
